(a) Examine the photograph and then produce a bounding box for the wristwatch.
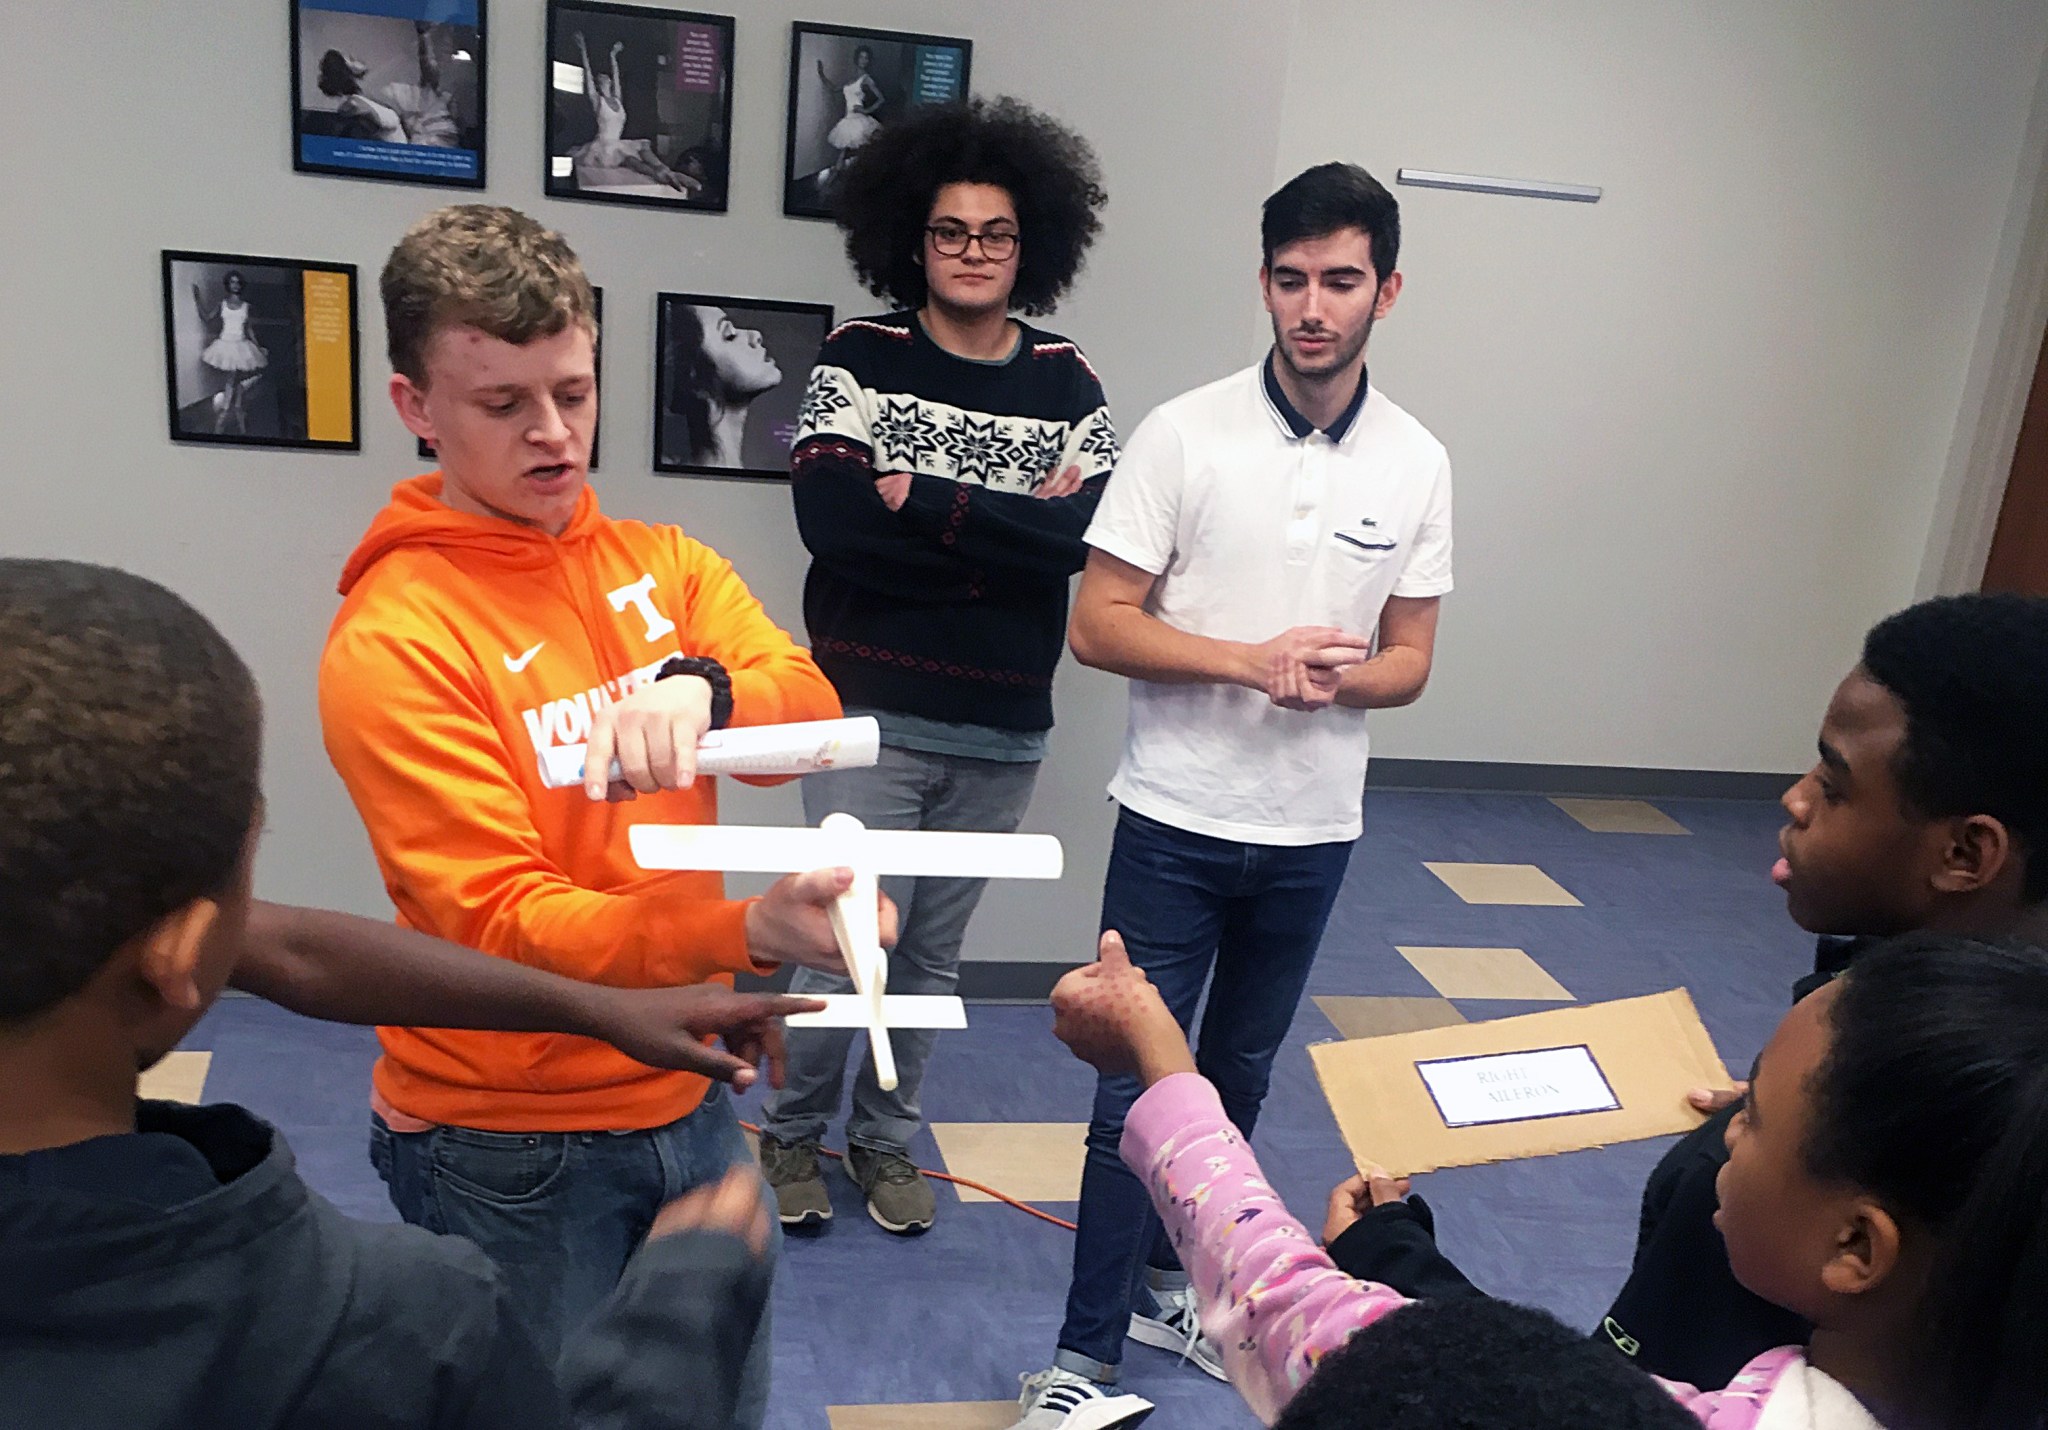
[656,655,734,730]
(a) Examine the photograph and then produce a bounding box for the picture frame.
[544,1,735,212]
[163,250,361,452]
[290,0,488,189]
[419,288,605,469]
[653,293,833,479]
[782,21,971,220]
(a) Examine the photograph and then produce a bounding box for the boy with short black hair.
[0,557,776,1430]
[1324,590,2048,1390]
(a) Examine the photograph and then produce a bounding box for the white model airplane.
[630,813,1064,1090]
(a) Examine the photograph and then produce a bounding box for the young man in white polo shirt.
[1008,163,1452,1429]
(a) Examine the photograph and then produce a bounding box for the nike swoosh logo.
[503,642,545,673]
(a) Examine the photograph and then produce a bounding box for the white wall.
[1278,0,2048,770]
[4,1,2044,963]
[0,0,1292,969]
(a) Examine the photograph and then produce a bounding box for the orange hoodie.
[320,475,840,1132]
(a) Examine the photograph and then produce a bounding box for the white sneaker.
[1007,1367,1155,1430]
[1127,1286,1228,1381]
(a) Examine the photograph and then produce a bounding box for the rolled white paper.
[536,716,880,790]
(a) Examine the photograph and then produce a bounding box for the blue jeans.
[762,746,1040,1155]
[1056,807,1355,1378]
[370,1085,777,1425]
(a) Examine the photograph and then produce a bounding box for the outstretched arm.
[576,32,598,108]
[1052,934,1412,1427]
[610,40,624,101]
[229,898,838,1087]
[414,21,442,91]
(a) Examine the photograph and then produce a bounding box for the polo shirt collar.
[1261,350,1370,443]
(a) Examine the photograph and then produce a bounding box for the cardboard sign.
[1416,1045,1621,1127]
[1310,989,1733,1176]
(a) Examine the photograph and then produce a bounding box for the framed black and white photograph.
[291,0,487,188]
[420,289,605,468]
[654,294,832,478]
[783,22,971,219]
[163,251,360,452]
[545,1,734,211]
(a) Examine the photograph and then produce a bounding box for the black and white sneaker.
[1006,1368,1154,1430]
[1127,1287,1228,1381]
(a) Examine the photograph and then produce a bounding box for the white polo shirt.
[1084,356,1453,845]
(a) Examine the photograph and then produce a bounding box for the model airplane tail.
[536,715,880,789]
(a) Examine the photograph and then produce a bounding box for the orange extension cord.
[741,1120,1079,1232]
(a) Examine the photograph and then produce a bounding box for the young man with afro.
[766,97,1117,1238]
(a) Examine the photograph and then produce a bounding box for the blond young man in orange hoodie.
[319,206,848,1409]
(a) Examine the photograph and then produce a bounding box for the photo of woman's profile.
[663,305,784,468]
[193,271,269,436]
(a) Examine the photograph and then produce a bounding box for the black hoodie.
[0,1100,771,1430]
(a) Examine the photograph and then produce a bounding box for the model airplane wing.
[783,995,969,1030]
[628,824,1064,880]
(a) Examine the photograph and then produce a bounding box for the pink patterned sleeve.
[1120,1074,1413,1425]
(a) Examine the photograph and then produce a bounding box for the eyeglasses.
[925,224,1019,260]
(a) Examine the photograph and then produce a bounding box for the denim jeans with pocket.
[370,1084,777,1424]
[1054,806,1355,1378]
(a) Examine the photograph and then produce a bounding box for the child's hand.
[1050,931,1195,1084]
[1321,1164,1413,1244]
[1688,1080,1748,1114]
[648,1166,772,1257]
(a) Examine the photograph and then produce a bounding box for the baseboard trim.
[737,960,1078,1003]
[1369,758,1798,802]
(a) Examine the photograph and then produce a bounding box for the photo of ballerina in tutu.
[545,1,733,212]
[163,252,361,452]
[192,272,269,436]
[783,23,970,219]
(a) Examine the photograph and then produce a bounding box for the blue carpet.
[186,788,1806,1427]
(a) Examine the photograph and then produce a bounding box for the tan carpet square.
[1395,946,1575,1001]
[1314,995,1469,1039]
[1423,862,1582,906]
[930,1122,1086,1204]
[1551,798,1690,835]
[138,1050,212,1104]
[829,1403,1019,1430]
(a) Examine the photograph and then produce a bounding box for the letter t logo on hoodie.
[607,573,677,644]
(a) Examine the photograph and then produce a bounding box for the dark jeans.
[1056,806,1355,1378]
[370,1085,776,1426]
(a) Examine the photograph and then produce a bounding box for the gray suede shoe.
[845,1143,936,1234]
[759,1136,832,1228]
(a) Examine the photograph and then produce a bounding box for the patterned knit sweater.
[789,312,1119,732]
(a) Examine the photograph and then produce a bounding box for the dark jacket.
[0,1100,770,1430]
